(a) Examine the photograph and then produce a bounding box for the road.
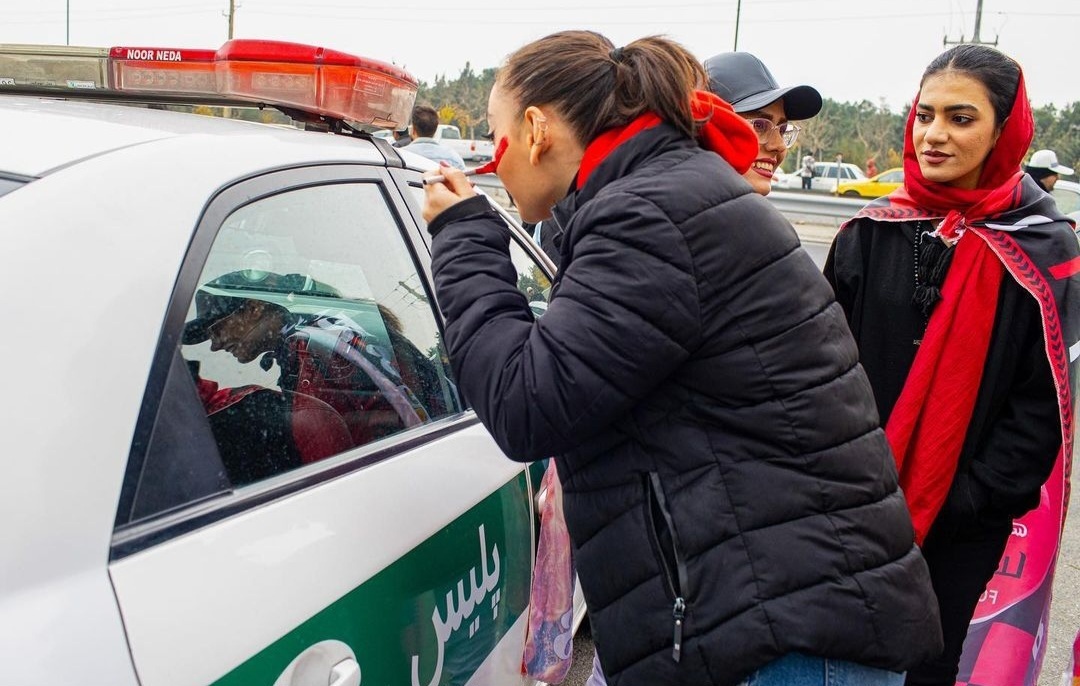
[560,222,1079,686]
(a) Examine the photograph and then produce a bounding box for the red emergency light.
[213,39,418,128]
[0,39,418,130]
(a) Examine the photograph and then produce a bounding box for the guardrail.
[766,189,868,222]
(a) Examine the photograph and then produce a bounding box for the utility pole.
[228,0,237,39]
[66,0,70,45]
[944,0,998,47]
[733,0,742,51]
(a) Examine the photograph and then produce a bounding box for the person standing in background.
[391,126,412,148]
[404,104,466,170]
[800,153,816,189]
[703,51,822,197]
[1024,148,1073,192]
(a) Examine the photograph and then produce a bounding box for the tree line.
[417,64,1080,177]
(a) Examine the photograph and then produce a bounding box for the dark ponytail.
[498,31,705,145]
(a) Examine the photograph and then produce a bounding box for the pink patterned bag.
[522,461,575,683]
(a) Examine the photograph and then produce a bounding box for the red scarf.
[875,70,1034,544]
[576,89,757,189]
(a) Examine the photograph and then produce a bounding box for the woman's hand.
[422,164,478,224]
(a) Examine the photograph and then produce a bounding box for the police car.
[0,39,577,686]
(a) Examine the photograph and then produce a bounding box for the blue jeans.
[587,650,904,686]
[740,652,905,686]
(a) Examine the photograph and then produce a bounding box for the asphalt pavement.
[559,221,1080,686]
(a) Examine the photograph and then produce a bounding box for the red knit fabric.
[577,89,757,189]
[888,232,1003,543]
[901,70,1033,214]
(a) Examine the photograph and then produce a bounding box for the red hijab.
[873,66,1034,544]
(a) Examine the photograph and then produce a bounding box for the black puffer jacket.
[429,124,942,686]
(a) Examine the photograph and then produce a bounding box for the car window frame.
[392,172,556,277]
[113,163,478,558]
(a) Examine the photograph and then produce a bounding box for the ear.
[990,117,1008,148]
[524,106,550,166]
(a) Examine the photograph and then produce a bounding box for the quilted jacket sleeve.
[430,193,702,462]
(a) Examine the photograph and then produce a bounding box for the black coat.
[824,217,1062,529]
[429,124,942,686]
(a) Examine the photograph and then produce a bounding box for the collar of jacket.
[550,122,693,233]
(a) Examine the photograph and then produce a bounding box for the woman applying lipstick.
[825,44,1080,686]
[703,51,822,196]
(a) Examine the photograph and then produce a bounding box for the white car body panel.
[110,423,525,686]
[1,95,559,685]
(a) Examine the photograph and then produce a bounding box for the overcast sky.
[4,0,1077,113]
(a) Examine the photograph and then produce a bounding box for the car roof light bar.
[214,39,418,129]
[0,39,418,130]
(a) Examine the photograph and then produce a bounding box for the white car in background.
[0,39,581,686]
[778,161,868,193]
[1051,178,1080,230]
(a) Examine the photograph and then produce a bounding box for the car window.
[440,127,461,140]
[119,182,461,525]
[880,170,903,183]
[1053,187,1080,216]
[508,236,553,315]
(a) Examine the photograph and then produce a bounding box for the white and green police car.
[0,40,577,686]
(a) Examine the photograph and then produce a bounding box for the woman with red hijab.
[825,44,1080,686]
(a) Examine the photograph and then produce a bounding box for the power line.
[944,0,998,46]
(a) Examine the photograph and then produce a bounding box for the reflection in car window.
[508,237,552,317]
[125,182,461,523]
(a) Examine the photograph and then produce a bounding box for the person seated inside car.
[183,270,447,448]
[187,359,352,484]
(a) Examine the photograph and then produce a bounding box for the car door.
[108,164,538,686]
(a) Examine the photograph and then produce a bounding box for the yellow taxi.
[837,167,904,198]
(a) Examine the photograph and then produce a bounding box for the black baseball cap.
[182,270,339,345]
[704,52,822,121]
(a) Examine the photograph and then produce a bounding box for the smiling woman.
[703,51,822,196]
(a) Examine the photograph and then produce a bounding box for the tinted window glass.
[124,182,461,524]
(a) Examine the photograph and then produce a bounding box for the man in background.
[392,126,412,148]
[405,105,466,170]
[1025,148,1074,192]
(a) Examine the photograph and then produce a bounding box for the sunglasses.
[745,118,801,147]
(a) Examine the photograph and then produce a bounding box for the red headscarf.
[900,69,1033,214]
[576,89,758,189]
[875,65,1034,544]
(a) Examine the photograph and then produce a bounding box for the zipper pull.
[671,597,686,662]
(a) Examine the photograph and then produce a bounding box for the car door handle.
[328,657,361,686]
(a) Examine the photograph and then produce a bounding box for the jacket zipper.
[647,471,689,662]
